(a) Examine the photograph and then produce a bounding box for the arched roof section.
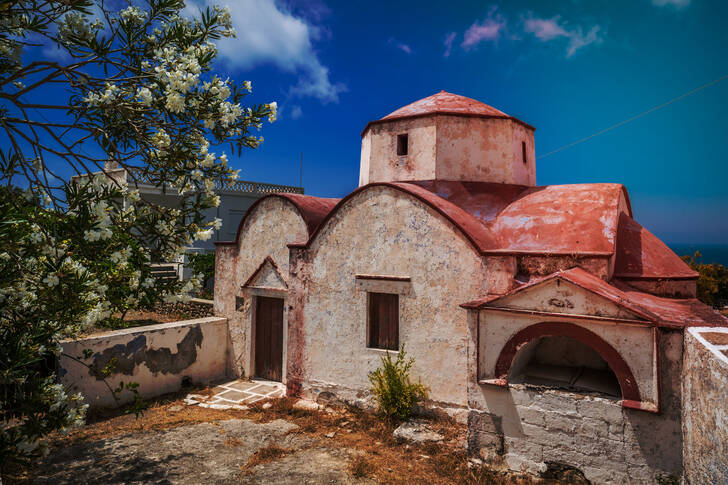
[614,212,698,280]
[488,183,632,254]
[291,182,500,254]
[494,322,641,403]
[215,193,340,247]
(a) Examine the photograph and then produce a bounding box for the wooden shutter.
[368,292,399,350]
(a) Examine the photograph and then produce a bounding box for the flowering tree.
[0,0,275,467]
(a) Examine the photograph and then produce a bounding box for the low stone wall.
[60,317,228,408]
[683,327,728,484]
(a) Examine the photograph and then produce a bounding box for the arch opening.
[493,322,641,402]
[508,336,622,398]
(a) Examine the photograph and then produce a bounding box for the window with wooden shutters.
[368,292,399,350]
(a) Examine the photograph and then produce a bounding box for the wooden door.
[254,296,284,381]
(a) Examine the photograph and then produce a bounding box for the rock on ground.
[393,420,444,443]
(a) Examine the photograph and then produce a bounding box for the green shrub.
[368,345,429,421]
[188,252,215,290]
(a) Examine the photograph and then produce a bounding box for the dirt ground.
[7,392,585,484]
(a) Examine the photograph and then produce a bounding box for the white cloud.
[443,32,456,57]
[387,38,412,54]
[523,15,603,58]
[290,105,303,119]
[462,8,506,49]
[652,0,690,8]
[185,0,344,103]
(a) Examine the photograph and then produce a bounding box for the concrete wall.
[214,196,309,379]
[286,185,515,415]
[468,312,684,484]
[60,317,228,408]
[683,327,728,484]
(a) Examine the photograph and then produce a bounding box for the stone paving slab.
[185,379,286,409]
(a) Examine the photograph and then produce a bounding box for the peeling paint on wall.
[89,325,203,378]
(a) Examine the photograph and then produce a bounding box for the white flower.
[43,274,59,287]
[141,277,155,288]
[267,101,277,122]
[195,228,214,241]
[29,232,43,244]
[243,80,252,92]
[165,92,185,113]
[151,129,171,149]
[119,6,147,25]
[126,189,140,202]
[211,218,222,230]
[136,87,153,106]
[109,251,124,264]
[200,152,215,168]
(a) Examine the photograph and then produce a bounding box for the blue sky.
[194,0,727,245]
[17,0,728,245]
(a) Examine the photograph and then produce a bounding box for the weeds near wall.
[368,345,429,421]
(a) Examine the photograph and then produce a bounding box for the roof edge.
[214,193,332,248]
[361,112,536,137]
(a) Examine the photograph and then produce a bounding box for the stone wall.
[468,327,684,484]
[60,317,228,408]
[682,327,728,484]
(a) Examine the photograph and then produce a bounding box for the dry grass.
[241,444,291,473]
[349,455,373,478]
[32,389,586,485]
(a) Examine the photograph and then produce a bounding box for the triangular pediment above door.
[243,256,287,290]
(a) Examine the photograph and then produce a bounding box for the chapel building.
[214,91,727,483]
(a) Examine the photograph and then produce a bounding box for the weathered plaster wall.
[289,186,515,413]
[360,115,536,186]
[468,314,684,484]
[214,197,309,378]
[435,116,536,186]
[682,327,728,484]
[60,317,228,408]
[516,255,611,280]
[360,117,437,185]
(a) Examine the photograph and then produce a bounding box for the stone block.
[578,417,610,441]
[504,453,547,475]
[515,406,546,427]
[532,391,579,416]
[503,436,543,463]
[543,411,580,434]
[576,397,623,423]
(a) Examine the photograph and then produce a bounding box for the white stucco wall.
[293,186,515,411]
[214,196,309,379]
[682,327,728,484]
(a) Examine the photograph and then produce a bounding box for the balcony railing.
[126,167,303,195]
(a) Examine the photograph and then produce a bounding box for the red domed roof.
[362,91,534,135]
[382,90,509,120]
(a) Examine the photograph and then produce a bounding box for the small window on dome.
[522,141,528,165]
[397,134,408,156]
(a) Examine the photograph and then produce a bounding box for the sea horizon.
[669,243,728,266]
